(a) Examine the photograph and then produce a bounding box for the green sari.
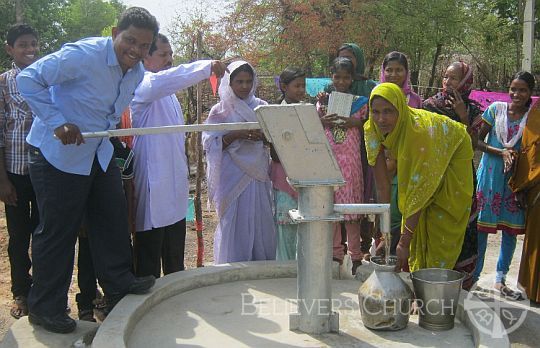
[364,83,474,271]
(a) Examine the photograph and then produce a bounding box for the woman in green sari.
[365,83,474,271]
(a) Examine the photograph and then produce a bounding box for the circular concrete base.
[92,261,510,348]
[128,278,473,347]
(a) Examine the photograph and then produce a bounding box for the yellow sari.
[364,83,474,271]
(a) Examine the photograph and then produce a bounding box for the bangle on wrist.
[401,224,414,235]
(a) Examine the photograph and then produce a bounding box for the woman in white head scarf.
[203,61,276,263]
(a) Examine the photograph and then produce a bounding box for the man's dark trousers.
[27,146,135,317]
[5,173,39,298]
[135,219,186,278]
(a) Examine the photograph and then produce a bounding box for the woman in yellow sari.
[365,83,474,271]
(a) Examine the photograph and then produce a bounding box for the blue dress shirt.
[17,37,145,175]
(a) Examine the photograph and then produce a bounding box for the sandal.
[497,284,525,301]
[78,309,96,322]
[10,296,28,319]
[332,257,343,266]
[352,260,363,275]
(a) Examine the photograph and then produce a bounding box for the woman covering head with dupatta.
[423,61,482,129]
[423,61,483,289]
[326,43,377,98]
[203,60,276,264]
[364,83,474,272]
[379,51,422,108]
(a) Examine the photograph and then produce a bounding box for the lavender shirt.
[130,60,211,231]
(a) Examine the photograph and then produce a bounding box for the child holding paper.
[317,57,368,275]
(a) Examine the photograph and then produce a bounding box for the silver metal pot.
[358,256,414,330]
[410,268,465,331]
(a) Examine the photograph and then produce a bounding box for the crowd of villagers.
[2,11,539,333]
[204,43,540,305]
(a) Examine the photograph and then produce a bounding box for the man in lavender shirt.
[130,33,226,277]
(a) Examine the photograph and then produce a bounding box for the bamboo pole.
[194,31,205,267]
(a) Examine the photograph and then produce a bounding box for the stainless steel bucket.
[410,268,465,331]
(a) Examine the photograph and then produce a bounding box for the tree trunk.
[428,42,442,96]
[194,31,205,267]
[411,50,422,94]
[516,0,525,72]
[14,0,24,23]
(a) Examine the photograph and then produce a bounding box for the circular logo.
[464,280,529,338]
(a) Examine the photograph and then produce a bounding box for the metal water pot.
[358,256,414,330]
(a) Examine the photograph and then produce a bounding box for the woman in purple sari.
[203,61,276,264]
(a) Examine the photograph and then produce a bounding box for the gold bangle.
[402,224,414,235]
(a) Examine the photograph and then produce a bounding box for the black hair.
[330,57,354,76]
[513,71,536,91]
[149,33,169,55]
[382,51,409,72]
[513,71,536,107]
[229,63,254,85]
[117,7,159,37]
[6,24,38,47]
[278,67,306,103]
[279,67,306,87]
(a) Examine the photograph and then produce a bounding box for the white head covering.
[210,60,262,123]
[203,60,269,213]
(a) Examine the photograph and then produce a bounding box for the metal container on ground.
[358,256,414,330]
[410,268,465,331]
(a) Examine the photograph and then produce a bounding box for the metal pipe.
[291,185,339,334]
[334,203,392,263]
[80,122,261,138]
[333,203,390,215]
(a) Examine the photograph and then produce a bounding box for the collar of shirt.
[23,36,145,176]
[106,38,120,68]
[11,62,21,75]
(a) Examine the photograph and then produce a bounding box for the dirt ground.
[0,198,218,341]
[0,202,533,347]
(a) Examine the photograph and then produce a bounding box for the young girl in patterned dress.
[317,57,368,275]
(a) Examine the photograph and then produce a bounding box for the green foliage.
[169,0,539,93]
[0,0,125,71]
[0,0,67,68]
[60,0,119,43]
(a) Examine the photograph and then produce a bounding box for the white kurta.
[130,60,211,231]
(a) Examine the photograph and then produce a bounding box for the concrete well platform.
[92,261,509,348]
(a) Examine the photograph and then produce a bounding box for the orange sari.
[509,103,540,303]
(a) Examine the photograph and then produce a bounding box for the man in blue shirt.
[17,7,159,334]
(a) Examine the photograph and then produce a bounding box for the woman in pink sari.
[203,61,276,264]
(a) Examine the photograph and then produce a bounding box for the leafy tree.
[60,0,122,43]
[1,0,125,71]
[1,0,67,69]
